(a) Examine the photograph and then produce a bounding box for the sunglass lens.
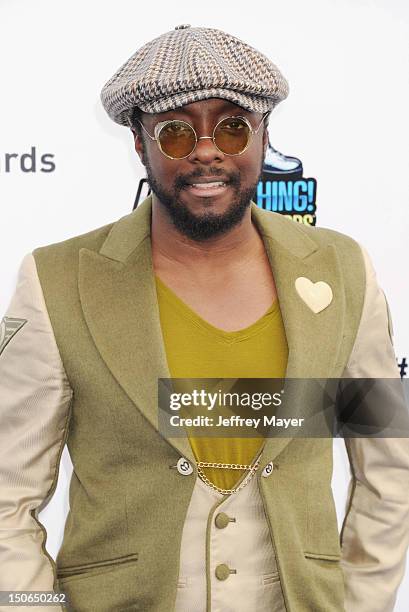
[159,121,196,158]
[214,117,250,155]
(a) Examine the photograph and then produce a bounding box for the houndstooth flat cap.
[100,24,289,127]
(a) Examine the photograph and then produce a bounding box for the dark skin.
[131,98,278,331]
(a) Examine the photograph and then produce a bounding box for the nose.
[187,133,225,163]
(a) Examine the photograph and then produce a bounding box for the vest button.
[176,457,193,475]
[262,461,274,477]
[215,512,233,529]
[215,563,232,581]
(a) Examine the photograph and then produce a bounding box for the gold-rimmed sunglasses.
[129,111,270,160]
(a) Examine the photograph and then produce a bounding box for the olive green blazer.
[1,194,407,612]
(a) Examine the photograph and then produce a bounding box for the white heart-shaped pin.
[295,277,333,314]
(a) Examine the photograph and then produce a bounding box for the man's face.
[132,98,268,241]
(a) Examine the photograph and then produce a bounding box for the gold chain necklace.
[197,457,261,495]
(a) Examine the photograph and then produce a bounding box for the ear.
[132,130,146,166]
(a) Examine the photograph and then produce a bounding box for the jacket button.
[215,512,234,529]
[215,563,235,581]
[176,457,193,475]
[262,461,274,477]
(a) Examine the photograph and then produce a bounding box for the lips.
[185,177,230,186]
[185,182,231,198]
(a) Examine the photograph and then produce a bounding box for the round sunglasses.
[129,111,270,160]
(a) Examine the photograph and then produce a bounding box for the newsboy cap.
[100,24,289,127]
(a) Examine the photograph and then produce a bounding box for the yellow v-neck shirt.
[155,275,288,491]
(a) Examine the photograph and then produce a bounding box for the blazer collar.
[78,195,345,464]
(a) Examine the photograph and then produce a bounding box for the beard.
[142,147,264,242]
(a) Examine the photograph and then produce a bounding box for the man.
[1,23,409,612]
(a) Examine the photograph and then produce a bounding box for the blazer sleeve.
[339,243,409,612]
[0,253,73,611]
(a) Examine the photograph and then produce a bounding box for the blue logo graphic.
[253,141,317,226]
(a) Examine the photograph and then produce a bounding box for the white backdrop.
[1,0,408,608]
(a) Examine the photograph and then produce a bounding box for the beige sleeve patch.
[0,316,28,356]
[339,243,409,612]
[0,253,73,609]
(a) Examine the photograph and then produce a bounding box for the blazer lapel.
[251,205,345,379]
[251,205,346,461]
[78,195,195,463]
[78,195,345,467]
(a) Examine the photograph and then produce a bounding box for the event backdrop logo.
[251,140,317,226]
[398,357,408,378]
[133,141,317,225]
[0,147,55,173]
